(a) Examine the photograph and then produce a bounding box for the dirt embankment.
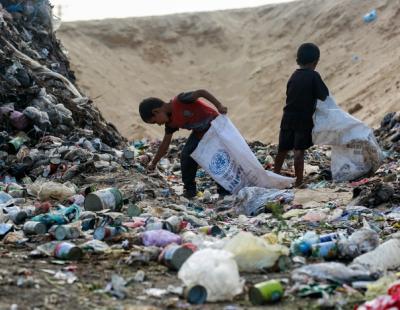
[59,0,400,142]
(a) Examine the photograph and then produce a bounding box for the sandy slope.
[58,0,400,142]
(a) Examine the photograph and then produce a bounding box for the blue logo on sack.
[209,150,230,175]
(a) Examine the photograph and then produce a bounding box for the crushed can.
[49,157,61,174]
[198,225,225,237]
[23,221,47,235]
[160,188,171,197]
[93,153,113,161]
[163,216,182,233]
[54,242,82,260]
[311,241,338,259]
[5,206,27,225]
[249,280,284,305]
[145,218,164,231]
[122,149,135,160]
[127,203,142,217]
[160,244,195,270]
[184,285,208,305]
[8,136,27,153]
[24,206,37,218]
[49,225,80,240]
[84,188,123,212]
[21,176,33,185]
[93,226,122,241]
[81,218,96,231]
[7,184,26,198]
[34,201,52,215]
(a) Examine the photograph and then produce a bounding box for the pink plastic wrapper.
[142,229,182,247]
[357,295,400,310]
[357,281,400,310]
[10,111,29,130]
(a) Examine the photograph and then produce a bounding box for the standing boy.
[274,43,329,187]
[139,89,228,198]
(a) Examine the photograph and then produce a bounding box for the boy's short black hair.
[139,97,164,122]
[297,43,320,65]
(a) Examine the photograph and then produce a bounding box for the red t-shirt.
[165,92,219,136]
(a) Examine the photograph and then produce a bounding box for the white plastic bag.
[351,234,400,272]
[191,115,294,194]
[313,96,383,182]
[224,231,289,272]
[28,179,76,201]
[178,249,243,302]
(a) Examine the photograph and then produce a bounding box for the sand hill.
[58,0,399,143]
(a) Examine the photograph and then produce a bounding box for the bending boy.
[139,89,228,198]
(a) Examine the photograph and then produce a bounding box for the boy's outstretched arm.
[192,89,228,114]
[147,133,173,170]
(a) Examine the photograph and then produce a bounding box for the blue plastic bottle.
[363,9,377,23]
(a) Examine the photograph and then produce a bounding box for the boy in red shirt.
[139,89,228,198]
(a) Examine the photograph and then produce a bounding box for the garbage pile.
[0,0,124,150]
[1,128,399,308]
[375,112,400,152]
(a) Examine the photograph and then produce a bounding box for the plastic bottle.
[338,226,379,259]
[290,231,320,256]
[311,241,338,259]
[0,191,13,205]
[363,9,377,23]
[31,213,67,229]
[291,231,340,256]
[60,204,81,222]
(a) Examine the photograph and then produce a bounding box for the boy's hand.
[218,105,228,114]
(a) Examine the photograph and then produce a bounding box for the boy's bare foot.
[294,180,307,189]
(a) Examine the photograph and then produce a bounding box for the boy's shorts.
[278,128,313,151]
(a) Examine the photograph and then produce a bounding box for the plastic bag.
[178,249,243,302]
[232,187,294,216]
[23,106,51,129]
[28,180,76,201]
[338,221,380,259]
[313,96,383,182]
[292,262,377,284]
[142,230,181,247]
[191,115,294,194]
[223,231,289,272]
[31,88,74,126]
[352,234,400,272]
